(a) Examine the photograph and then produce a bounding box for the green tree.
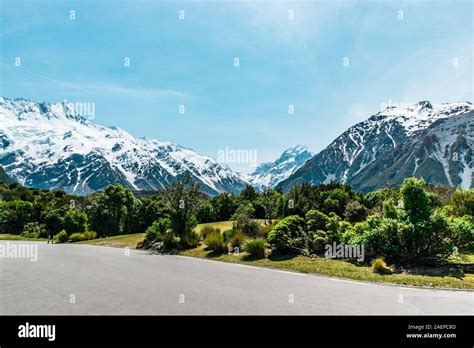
[258,189,282,224]
[211,193,238,221]
[87,184,129,236]
[62,210,88,235]
[196,199,215,223]
[400,178,431,223]
[0,200,34,234]
[163,176,201,246]
[122,189,140,234]
[240,184,258,202]
[135,196,170,233]
[44,208,65,235]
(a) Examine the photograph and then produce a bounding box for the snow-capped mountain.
[278,101,473,192]
[247,145,314,190]
[0,97,248,196]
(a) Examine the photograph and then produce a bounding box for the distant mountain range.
[277,101,473,192]
[0,97,471,195]
[0,97,247,196]
[246,145,314,190]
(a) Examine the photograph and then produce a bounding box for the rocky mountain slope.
[278,101,473,192]
[0,97,248,196]
[0,166,15,184]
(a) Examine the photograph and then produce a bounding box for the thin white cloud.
[89,84,189,99]
[5,64,189,100]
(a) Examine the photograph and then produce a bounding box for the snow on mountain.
[376,101,472,135]
[278,101,473,192]
[247,145,314,190]
[0,97,248,196]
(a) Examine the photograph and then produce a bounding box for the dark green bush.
[243,238,266,259]
[20,222,48,238]
[352,216,406,263]
[268,215,305,254]
[205,231,226,254]
[144,218,172,244]
[241,220,261,237]
[54,230,68,243]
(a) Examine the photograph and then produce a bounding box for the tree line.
[0,176,472,266]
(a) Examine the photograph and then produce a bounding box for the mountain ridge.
[277,101,473,192]
[0,97,248,196]
[1,97,471,195]
[246,144,314,190]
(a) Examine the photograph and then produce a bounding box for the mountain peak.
[415,100,433,110]
[282,144,311,154]
[0,97,248,196]
[278,100,472,192]
[0,96,89,124]
[248,145,314,190]
[375,100,472,135]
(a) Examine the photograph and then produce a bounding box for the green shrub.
[309,230,329,254]
[258,222,276,238]
[222,229,234,241]
[21,222,48,238]
[344,201,368,223]
[353,216,406,263]
[305,210,343,254]
[241,219,261,237]
[372,258,393,274]
[161,230,180,250]
[145,218,172,243]
[231,205,261,237]
[69,231,97,242]
[54,230,68,243]
[229,230,246,248]
[449,216,474,252]
[200,226,221,240]
[243,238,266,259]
[181,230,200,248]
[268,215,306,254]
[341,221,368,244]
[205,231,226,254]
[450,189,474,217]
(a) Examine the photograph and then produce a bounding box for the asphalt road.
[0,241,472,315]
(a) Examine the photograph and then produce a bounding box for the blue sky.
[0,0,472,172]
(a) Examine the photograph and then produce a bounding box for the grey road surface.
[0,241,472,315]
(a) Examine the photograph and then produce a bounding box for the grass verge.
[181,245,474,290]
[193,220,269,234]
[46,221,474,290]
[78,233,144,249]
[0,234,47,241]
